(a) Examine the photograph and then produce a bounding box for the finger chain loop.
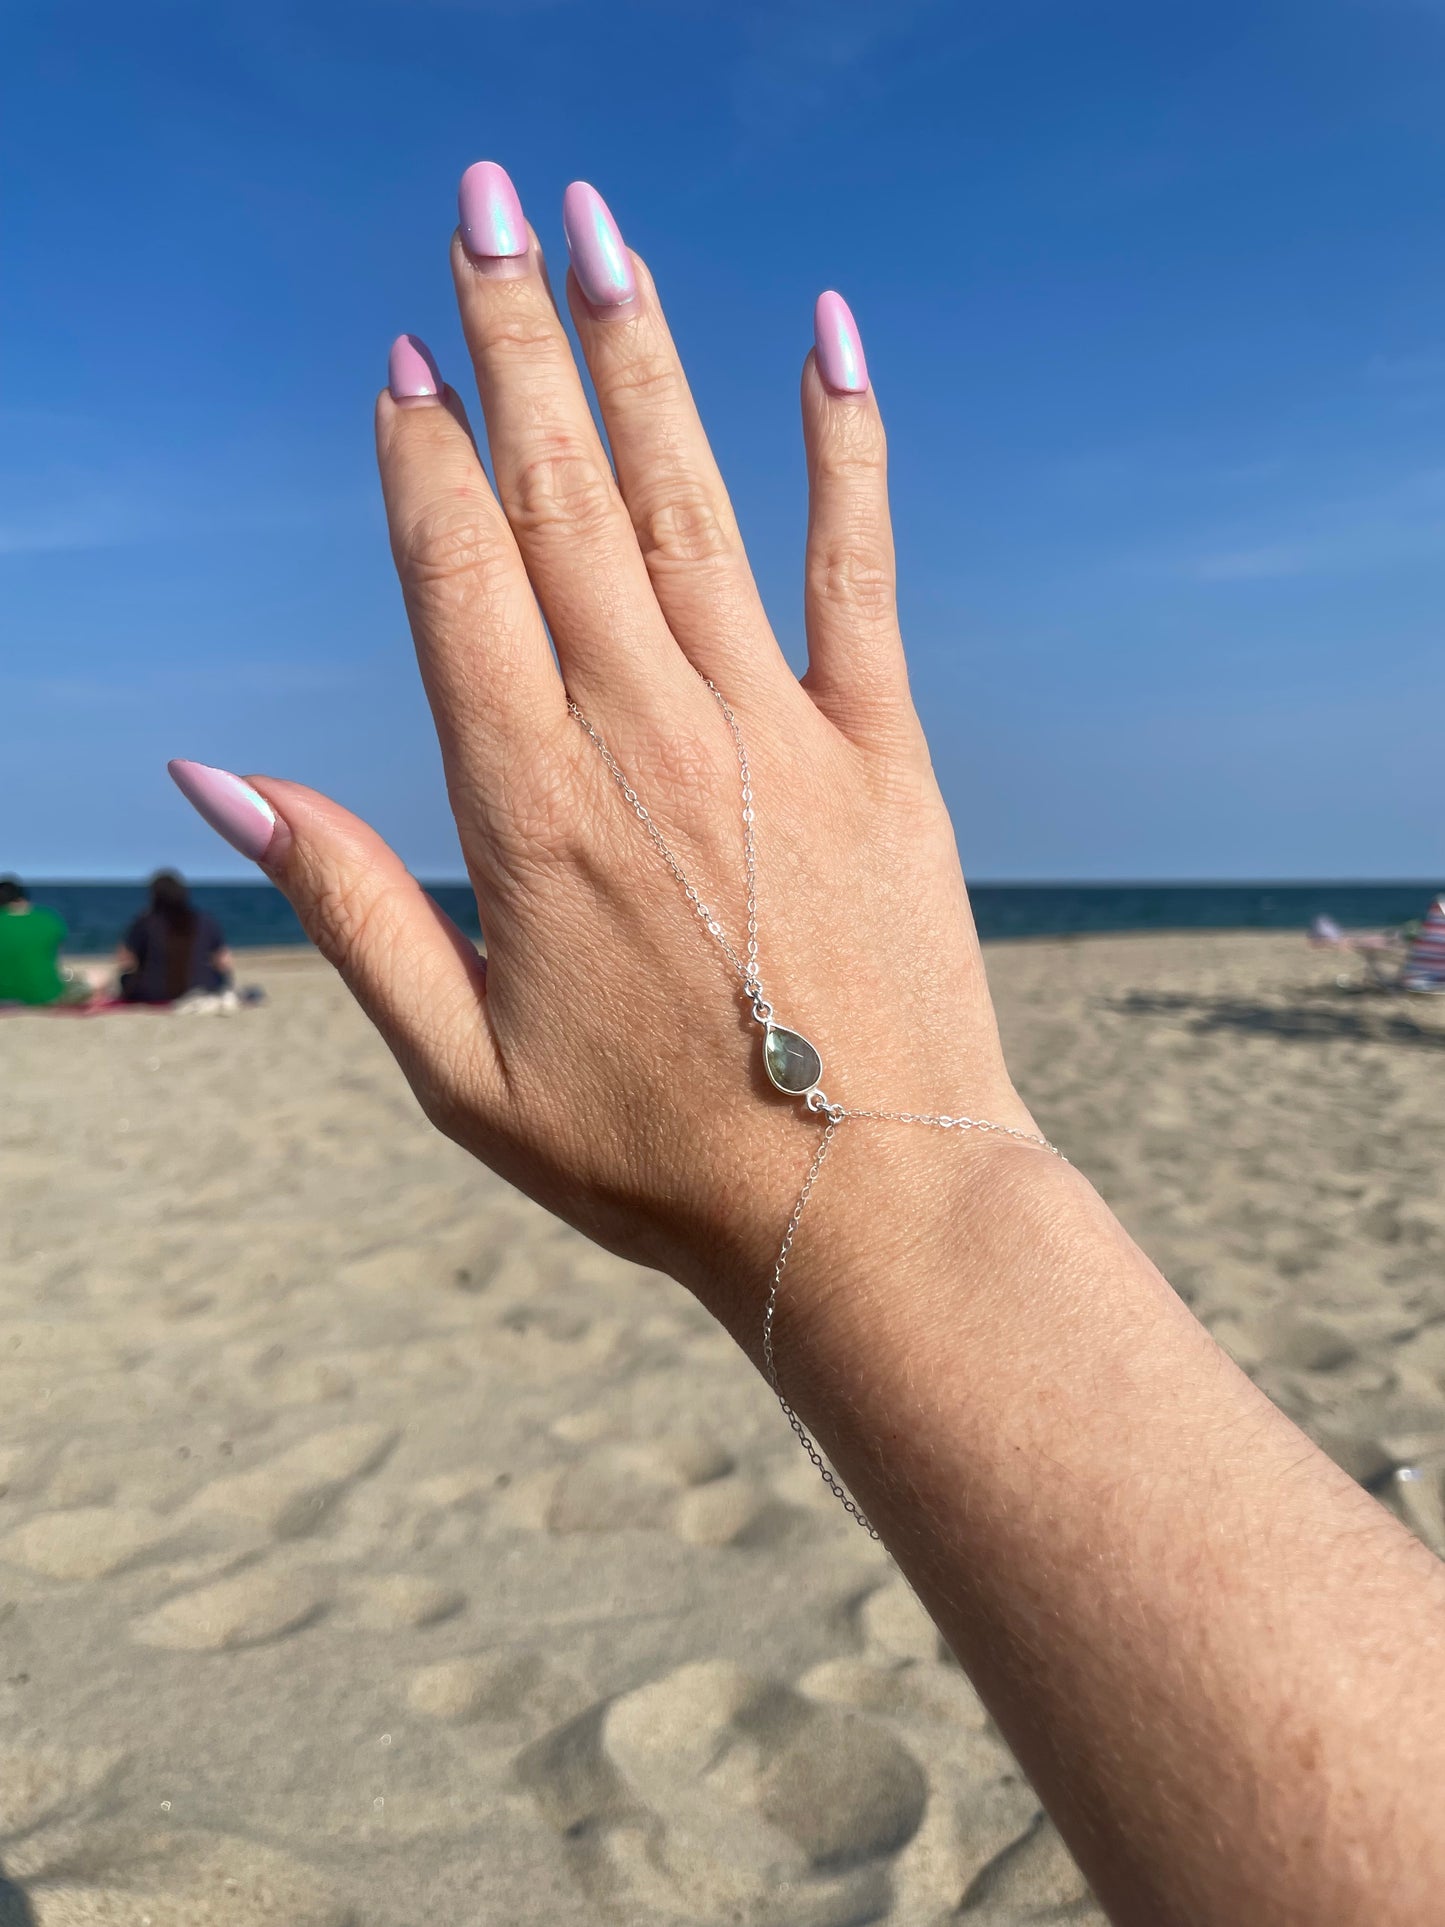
[570,680,1066,1537]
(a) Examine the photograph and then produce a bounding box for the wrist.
[743,1116,1207,1566]
[689,1093,1082,1367]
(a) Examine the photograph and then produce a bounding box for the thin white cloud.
[0,471,372,558]
[0,492,157,557]
[1177,467,1445,582]
[0,660,362,705]
[1190,543,1318,583]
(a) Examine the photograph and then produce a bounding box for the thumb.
[167,760,499,1128]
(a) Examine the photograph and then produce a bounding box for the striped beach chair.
[1311,897,1445,993]
[1401,897,1445,992]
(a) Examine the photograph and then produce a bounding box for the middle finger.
[450,161,694,724]
[563,191,786,702]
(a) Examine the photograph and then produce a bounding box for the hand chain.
[570,679,1067,1539]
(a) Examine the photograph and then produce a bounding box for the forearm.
[172,142,1441,1927]
[771,1127,1445,1927]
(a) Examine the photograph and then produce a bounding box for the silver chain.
[569,684,764,1009]
[570,678,1066,1538]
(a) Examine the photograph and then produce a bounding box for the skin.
[241,211,1445,1925]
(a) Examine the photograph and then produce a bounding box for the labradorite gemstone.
[764,1024,822,1095]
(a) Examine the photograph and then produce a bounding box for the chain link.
[758,1116,880,1535]
[570,678,1066,1534]
[834,1104,1067,1159]
[569,681,766,1008]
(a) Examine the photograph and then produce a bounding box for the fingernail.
[168,760,277,863]
[388,333,443,401]
[562,181,636,309]
[814,291,869,395]
[458,160,527,258]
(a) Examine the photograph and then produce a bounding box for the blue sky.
[4,0,1443,880]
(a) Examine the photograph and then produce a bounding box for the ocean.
[26,880,1443,954]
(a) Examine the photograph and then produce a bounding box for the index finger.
[375,334,573,879]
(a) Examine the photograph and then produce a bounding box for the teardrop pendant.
[763,1023,823,1097]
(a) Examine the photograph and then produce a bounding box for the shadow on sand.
[0,1866,36,1927]
[1108,987,1445,1051]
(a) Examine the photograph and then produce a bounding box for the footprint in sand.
[956,1808,1102,1921]
[132,1566,327,1651]
[1250,1309,1358,1374]
[791,1658,1094,1914]
[505,1428,811,1547]
[25,1834,352,1927]
[184,1423,398,1541]
[800,1655,990,1731]
[499,1303,594,1343]
[1310,1426,1396,1489]
[338,1217,570,1300]
[2,1508,183,1583]
[337,1573,464,1632]
[0,1742,127,1884]
[406,1649,584,1732]
[0,1443,43,1502]
[517,1659,928,1925]
[672,1475,800,1547]
[45,1459,118,1508]
[544,1434,734,1536]
[852,1578,949,1665]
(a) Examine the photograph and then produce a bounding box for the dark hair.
[0,877,26,908]
[149,870,197,1000]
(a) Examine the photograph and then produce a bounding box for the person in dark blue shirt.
[117,871,232,1004]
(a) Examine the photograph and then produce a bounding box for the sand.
[3,932,1444,1925]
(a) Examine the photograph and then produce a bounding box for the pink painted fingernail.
[562,182,636,308]
[814,291,869,395]
[458,160,527,259]
[388,333,443,401]
[168,761,277,863]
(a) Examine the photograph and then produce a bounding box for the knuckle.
[815,443,886,485]
[417,1068,478,1147]
[504,760,580,863]
[506,440,618,541]
[863,736,935,809]
[636,487,736,569]
[306,863,399,967]
[604,348,686,405]
[396,501,507,590]
[592,713,729,815]
[476,307,571,362]
[454,745,580,873]
[649,723,722,799]
[816,407,887,481]
[808,538,897,623]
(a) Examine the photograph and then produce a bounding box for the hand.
[171,172,1036,1333]
[170,169,1445,1927]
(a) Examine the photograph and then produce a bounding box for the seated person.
[0,876,83,1005]
[118,871,233,1004]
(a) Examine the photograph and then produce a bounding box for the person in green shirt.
[0,877,86,1006]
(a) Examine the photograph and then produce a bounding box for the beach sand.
[3,932,1444,1925]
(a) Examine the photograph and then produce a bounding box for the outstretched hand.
[175,169,1033,1331]
[169,165,1445,1927]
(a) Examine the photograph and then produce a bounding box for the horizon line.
[19,875,1444,891]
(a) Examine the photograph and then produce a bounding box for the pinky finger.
[167,760,501,1133]
[801,293,915,749]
